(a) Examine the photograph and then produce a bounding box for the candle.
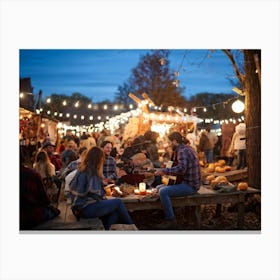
[134,189,140,195]
[139,182,146,194]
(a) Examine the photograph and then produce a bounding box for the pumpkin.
[208,163,215,170]
[210,175,228,189]
[206,175,215,181]
[215,166,226,173]
[218,159,226,166]
[207,167,215,173]
[215,175,228,183]
[237,182,248,191]
[199,160,205,167]
[224,165,231,171]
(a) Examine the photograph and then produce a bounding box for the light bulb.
[232,100,245,113]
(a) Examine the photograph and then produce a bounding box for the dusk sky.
[19,49,240,103]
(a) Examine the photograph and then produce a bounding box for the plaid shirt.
[103,155,117,181]
[162,144,201,190]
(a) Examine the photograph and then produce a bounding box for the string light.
[232,99,245,113]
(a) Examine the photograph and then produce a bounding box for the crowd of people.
[20,124,246,230]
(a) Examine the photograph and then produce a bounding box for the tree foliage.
[114,82,134,104]
[115,50,187,107]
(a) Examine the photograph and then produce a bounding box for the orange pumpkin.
[215,176,228,183]
[207,167,215,173]
[218,159,226,166]
[224,165,231,171]
[199,160,205,167]
[210,175,228,189]
[206,175,215,181]
[208,163,215,170]
[237,182,248,191]
[215,166,225,173]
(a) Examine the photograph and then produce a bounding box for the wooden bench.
[117,186,260,229]
[32,201,105,230]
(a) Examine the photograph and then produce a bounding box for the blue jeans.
[156,182,197,220]
[237,149,246,169]
[204,149,214,163]
[81,198,134,230]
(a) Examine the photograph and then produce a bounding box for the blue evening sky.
[19,49,240,103]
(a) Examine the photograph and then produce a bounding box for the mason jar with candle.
[139,182,146,195]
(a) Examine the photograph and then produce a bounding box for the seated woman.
[20,154,60,230]
[69,146,135,230]
[33,150,60,203]
[33,150,56,179]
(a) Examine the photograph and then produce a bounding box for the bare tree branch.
[222,49,245,95]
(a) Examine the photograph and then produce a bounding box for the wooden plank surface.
[201,168,248,182]
[120,186,260,212]
[31,201,105,230]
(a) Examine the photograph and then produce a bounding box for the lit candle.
[139,182,146,194]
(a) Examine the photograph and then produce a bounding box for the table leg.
[194,205,201,229]
[237,202,245,228]
[215,204,222,217]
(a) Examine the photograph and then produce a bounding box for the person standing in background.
[228,123,247,169]
[204,125,218,163]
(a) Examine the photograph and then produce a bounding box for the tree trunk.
[244,50,261,189]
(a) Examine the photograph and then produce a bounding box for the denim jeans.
[237,149,246,169]
[204,149,214,163]
[156,182,197,220]
[81,198,134,230]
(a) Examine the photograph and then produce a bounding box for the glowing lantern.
[232,100,245,113]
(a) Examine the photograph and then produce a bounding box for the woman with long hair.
[33,150,56,179]
[33,149,59,203]
[69,146,135,230]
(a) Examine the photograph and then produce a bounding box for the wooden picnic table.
[109,185,260,229]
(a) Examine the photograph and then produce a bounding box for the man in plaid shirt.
[154,131,201,229]
[101,140,118,184]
